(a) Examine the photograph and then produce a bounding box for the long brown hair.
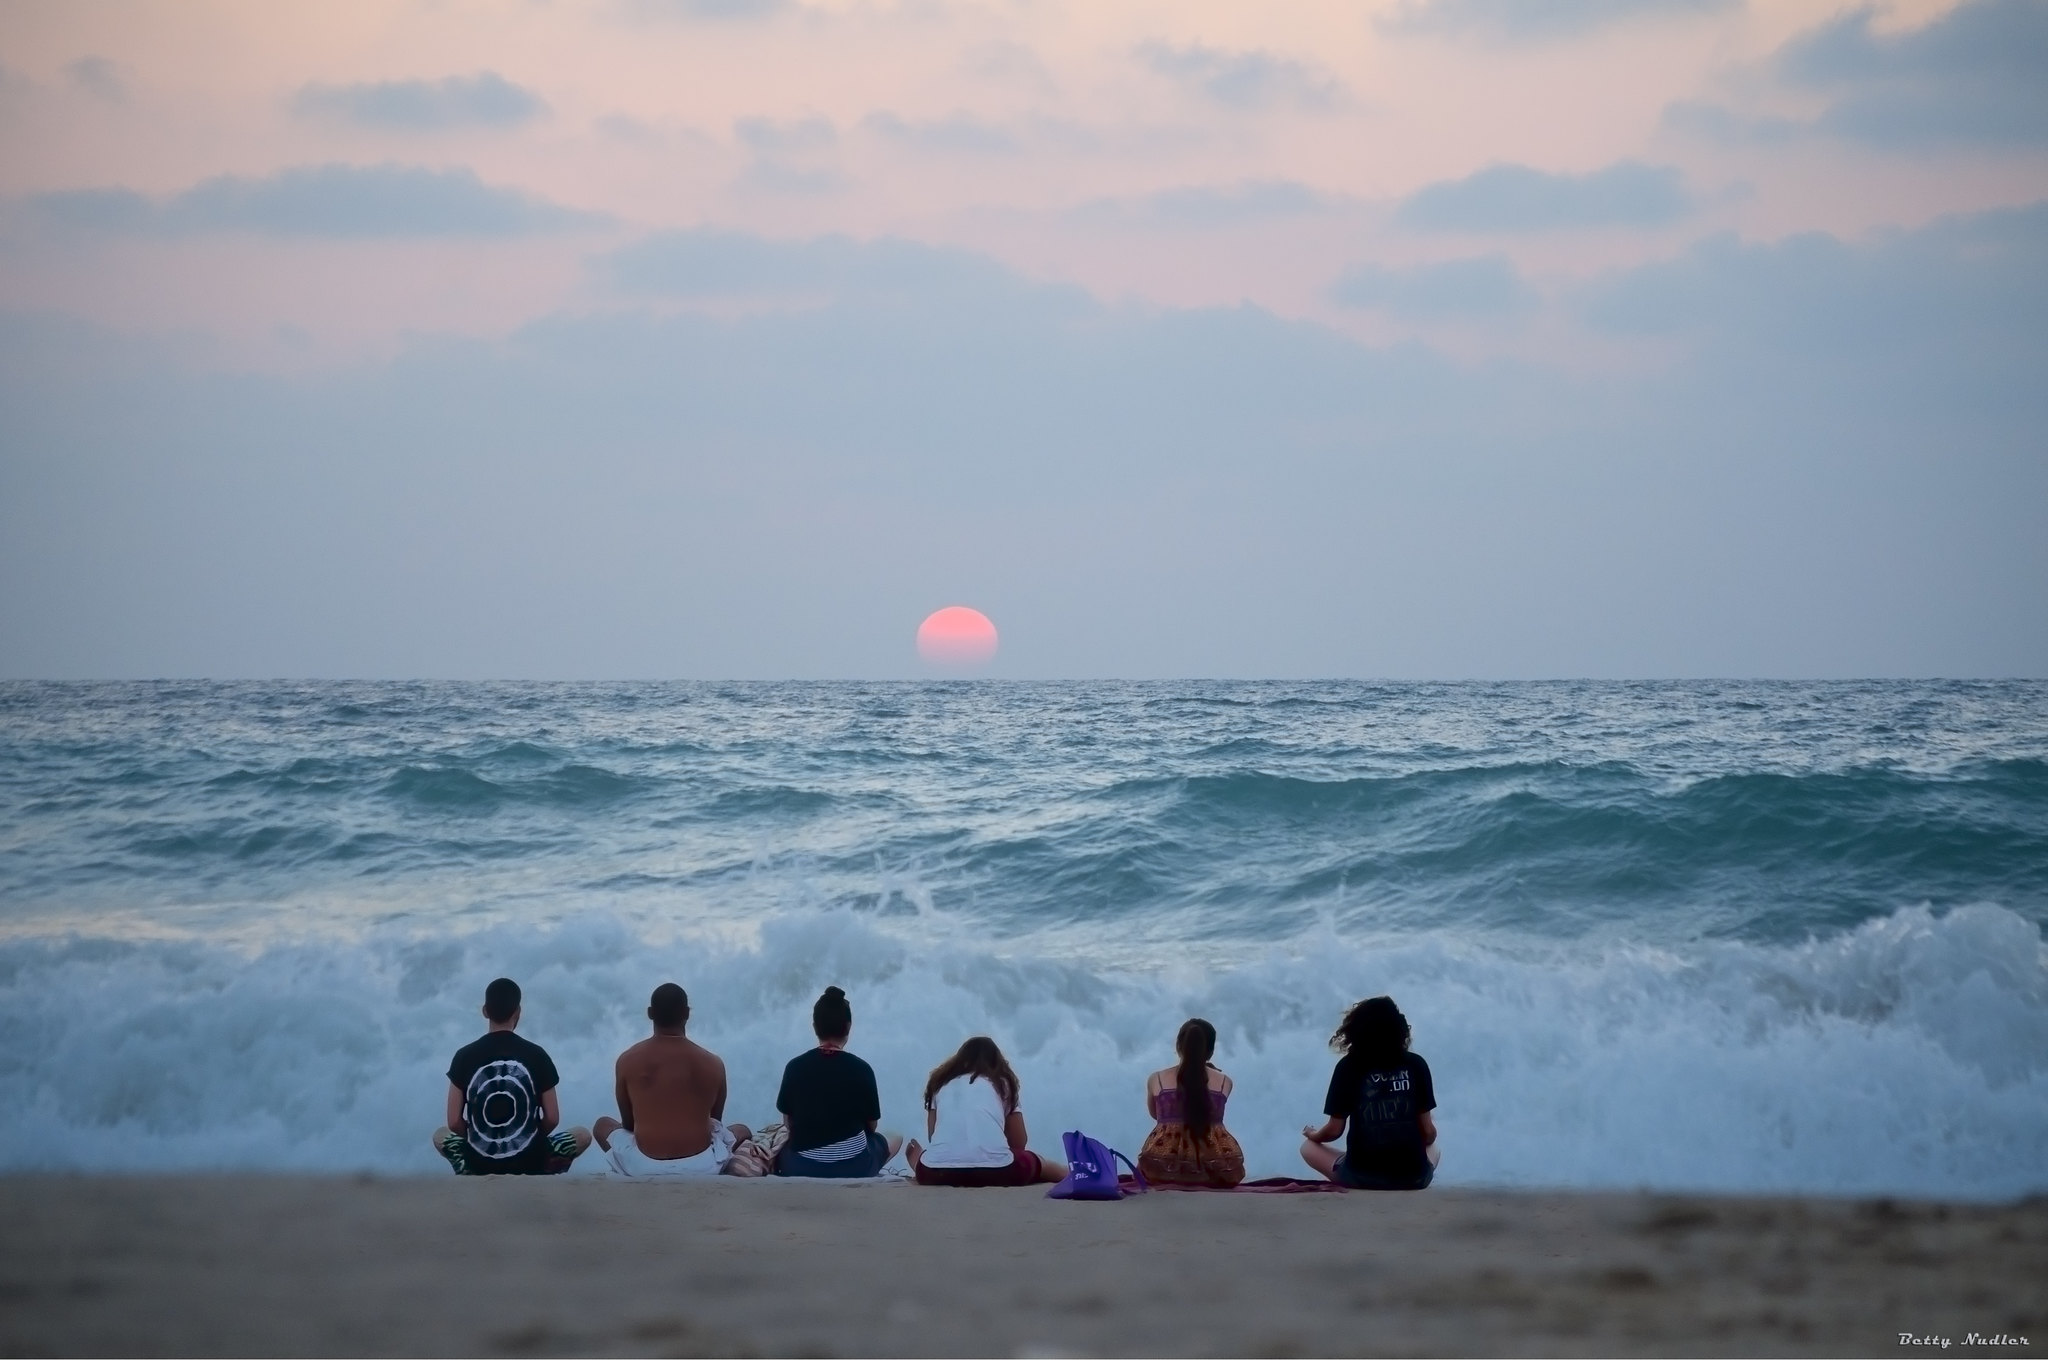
[1175,1018,1218,1137]
[923,1035,1019,1113]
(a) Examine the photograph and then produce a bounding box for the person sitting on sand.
[1300,994,1439,1190]
[904,1036,1068,1187]
[592,983,753,1178]
[773,986,903,1178]
[434,976,591,1175]
[1137,1017,1245,1188]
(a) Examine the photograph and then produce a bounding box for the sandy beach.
[2,1174,2040,1358]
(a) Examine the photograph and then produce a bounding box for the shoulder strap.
[1111,1147,1148,1193]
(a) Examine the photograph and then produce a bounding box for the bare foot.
[904,1139,923,1171]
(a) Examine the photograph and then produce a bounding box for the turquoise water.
[2,679,2044,1194]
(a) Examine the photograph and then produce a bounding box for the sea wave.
[1,902,2041,1196]
[2,679,2043,1191]
[8,741,2042,947]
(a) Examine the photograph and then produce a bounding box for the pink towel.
[1118,1174,1347,1194]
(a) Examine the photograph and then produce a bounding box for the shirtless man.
[593,983,752,1177]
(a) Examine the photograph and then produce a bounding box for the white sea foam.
[2,903,2043,1198]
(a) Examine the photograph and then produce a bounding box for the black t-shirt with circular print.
[447,1030,561,1174]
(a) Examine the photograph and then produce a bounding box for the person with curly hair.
[1300,995,1439,1190]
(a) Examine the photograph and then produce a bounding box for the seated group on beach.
[434,978,1439,1191]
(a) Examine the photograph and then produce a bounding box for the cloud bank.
[29,164,608,238]
[1383,0,1737,42]
[292,73,548,131]
[1070,180,1339,229]
[4,203,2042,679]
[64,57,128,105]
[1780,0,2048,148]
[864,111,1019,157]
[1330,255,1534,316]
[619,0,791,19]
[598,228,1051,303]
[1398,161,1692,232]
[1667,0,2048,151]
[1133,41,1345,111]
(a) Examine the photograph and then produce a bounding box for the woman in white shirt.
[905,1036,1068,1186]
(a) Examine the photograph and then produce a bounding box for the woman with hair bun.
[772,986,903,1178]
[1137,1018,1245,1188]
[1301,995,1439,1190]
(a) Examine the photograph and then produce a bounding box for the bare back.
[615,1035,727,1160]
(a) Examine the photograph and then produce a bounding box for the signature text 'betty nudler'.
[1899,1335,2031,1349]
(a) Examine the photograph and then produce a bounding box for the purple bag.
[1046,1130,1147,1200]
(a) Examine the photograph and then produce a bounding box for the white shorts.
[603,1122,734,1178]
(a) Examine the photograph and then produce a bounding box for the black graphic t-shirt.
[1324,1051,1436,1181]
[447,1030,561,1174]
[775,1048,882,1154]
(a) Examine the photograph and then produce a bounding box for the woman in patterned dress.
[1137,1017,1245,1188]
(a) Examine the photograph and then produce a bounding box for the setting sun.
[916,606,998,670]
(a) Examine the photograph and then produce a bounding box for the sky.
[0,0,2044,679]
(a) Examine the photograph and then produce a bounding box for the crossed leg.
[1300,1138,1342,1181]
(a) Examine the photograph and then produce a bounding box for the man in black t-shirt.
[433,977,591,1175]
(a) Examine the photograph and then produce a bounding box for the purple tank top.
[1154,1086,1228,1125]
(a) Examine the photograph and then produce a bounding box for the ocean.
[2,679,2043,1196]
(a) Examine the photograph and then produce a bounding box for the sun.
[916,606,999,670]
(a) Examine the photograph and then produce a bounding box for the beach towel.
[723,1122,788,1177]
[1118,1174,1347,1194]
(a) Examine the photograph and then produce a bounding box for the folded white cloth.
[603,1122,733,1178]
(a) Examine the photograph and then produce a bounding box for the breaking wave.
[1,902,2041,1197]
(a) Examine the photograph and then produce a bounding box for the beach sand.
[2,1174,2041,1357]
